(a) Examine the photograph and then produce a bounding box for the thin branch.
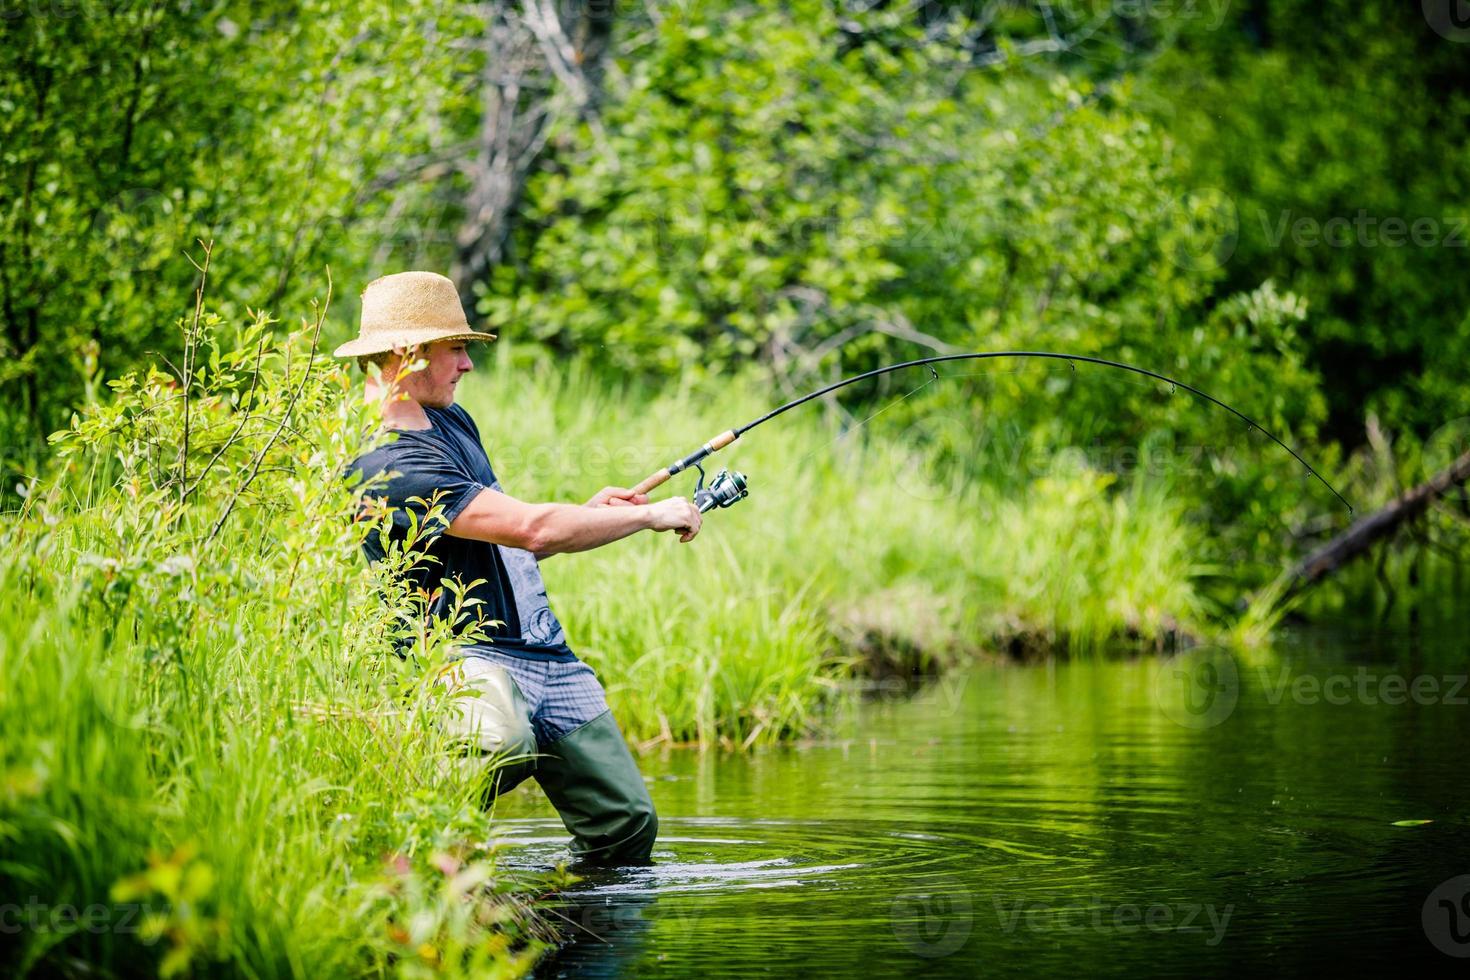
[206,270,331,546]
[182,329,268,504]
[177,240,213,504]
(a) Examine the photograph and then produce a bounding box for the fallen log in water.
[1282,445,1470,599]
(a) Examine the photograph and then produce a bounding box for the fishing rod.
[630,351,1354,519]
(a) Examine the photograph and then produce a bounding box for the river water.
[496,625,1470,976]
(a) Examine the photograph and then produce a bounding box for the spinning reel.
[690,463,749,514]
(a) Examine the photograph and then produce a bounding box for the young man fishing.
[335,270,702,866]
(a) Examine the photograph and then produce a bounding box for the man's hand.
[645,496,702,543]
[585,486,650,508]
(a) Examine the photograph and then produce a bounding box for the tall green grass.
[460,347,1206,746]
[1,308,561,977]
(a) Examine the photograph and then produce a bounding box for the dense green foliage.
[6,1,1467,466]
[1138,0,1470,440]
[487,0,1348,581]
[0,0,485,451]
[1,284,570,976]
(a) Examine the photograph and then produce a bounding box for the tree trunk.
[1283,445,1470,598]
[450,0,614,323]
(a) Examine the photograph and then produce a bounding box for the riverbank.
[1,323,568,976]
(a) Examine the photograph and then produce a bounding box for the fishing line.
[771,367,941,480]
[632,351,1353,519]
[768,359,1208,489]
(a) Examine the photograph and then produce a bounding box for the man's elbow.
[452,499,556,553]
[519,505,562,556]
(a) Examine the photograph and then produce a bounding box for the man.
[335,270,701,866]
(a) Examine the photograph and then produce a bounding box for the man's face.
[393,339,475,408]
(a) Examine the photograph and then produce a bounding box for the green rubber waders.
[534,710,658,866]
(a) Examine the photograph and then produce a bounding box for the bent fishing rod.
[630,351,1353,519]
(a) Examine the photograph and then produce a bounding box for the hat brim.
[332,329,497,359]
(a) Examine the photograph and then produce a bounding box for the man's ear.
[381,348,411,383]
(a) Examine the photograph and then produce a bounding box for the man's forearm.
[528,502,655,557]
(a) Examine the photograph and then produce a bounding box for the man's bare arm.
[532,486,651,560]
[447,486,701,556]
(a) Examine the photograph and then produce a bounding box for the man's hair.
[356,350,395,374]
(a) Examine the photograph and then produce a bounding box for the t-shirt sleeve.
[367,441,486,542]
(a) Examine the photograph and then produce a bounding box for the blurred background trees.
[4,0,1468,591]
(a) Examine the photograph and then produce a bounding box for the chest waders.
[437,657,658,866]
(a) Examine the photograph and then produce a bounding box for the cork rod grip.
[630,430,739,497]
[631,469,671,496]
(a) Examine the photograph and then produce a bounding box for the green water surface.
[496,625,1470,977]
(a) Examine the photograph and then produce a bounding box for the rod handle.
[631,430,738,496]
[632,469,671,496]
[630,429,739,511]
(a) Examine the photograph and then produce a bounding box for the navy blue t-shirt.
[344,403,576,661]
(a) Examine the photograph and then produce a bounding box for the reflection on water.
[491,625,1470,977]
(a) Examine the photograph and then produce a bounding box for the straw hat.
[332,271,496,358]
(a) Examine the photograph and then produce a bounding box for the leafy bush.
[1,268,557,977]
